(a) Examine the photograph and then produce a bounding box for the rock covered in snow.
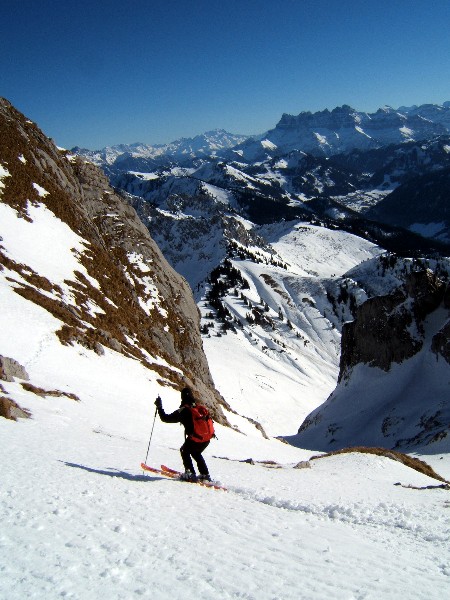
[231,104,449,161]
[0,355,29,382]
[339,269,447,377]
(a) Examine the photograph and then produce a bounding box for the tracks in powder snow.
[223,484,450,550]
[144,465,449,549]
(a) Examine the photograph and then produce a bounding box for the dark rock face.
[293,266,450,452]
[406,270,447,320]
[0,98,228,423]
[431,316,450,365]
[339,289,418,378]
[339,270,446,380]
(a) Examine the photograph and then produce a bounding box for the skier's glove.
[154,396,162,408]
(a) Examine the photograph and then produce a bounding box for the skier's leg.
[191,441,210,477]
[180,442,195,474]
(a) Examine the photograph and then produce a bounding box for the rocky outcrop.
[0,396,31,421]
[0,97,229,423]
[292,266,450,451]
[0,357,31,420]
[0,356,29,382]
[339,270,446,380]
[431,283,450,365]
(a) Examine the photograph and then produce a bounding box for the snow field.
[202,325,333,437]
[198,220,382,438]
[1,363,450,600]
[0,202,92,287]
[1,267,449,600]
[260,222,383,279]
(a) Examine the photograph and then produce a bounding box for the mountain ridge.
[230,103,450,162]
[73,100,450,161]
[0,97,229,423]
[73,129,249,169]
[74,99,450,249]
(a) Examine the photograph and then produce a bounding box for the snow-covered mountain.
[366,166,450,243]
[73,129,248,171]
[3,97,450,451]
[119,166,450,452]
[66,96,450,454]
[230,103,449,162]
[74,101,450,169]
[292,257,450,452]
[113,150,450,258]
[72,100,450,247]
[399,101,450,131]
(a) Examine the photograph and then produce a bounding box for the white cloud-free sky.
[2,0,449,149]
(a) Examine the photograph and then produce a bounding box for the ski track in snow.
[231,484,450,546]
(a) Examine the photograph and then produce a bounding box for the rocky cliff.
[291,264,450,451]
[0,98,229,422]
[339,270,447,379]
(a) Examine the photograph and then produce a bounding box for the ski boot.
[179,470,197,482]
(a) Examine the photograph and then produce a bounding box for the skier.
[155,387,213,482]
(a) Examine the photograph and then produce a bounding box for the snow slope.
[260,221,381,278]
[199,222,382,437]
[1,361,450,600]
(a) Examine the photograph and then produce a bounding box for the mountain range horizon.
[2,93,449,452]
[73,99,450,153]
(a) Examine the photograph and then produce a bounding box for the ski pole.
[143,406,158,466]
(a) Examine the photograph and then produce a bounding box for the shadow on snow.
[62,461,163,482]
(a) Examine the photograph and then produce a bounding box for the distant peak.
[331,104,357,113]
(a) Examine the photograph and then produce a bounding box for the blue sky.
[2,0,449,149]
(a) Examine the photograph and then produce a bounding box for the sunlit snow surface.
[261,221,382,278]
[0,202,92,285]
[1,360,449,600]
[201,222,382,437]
